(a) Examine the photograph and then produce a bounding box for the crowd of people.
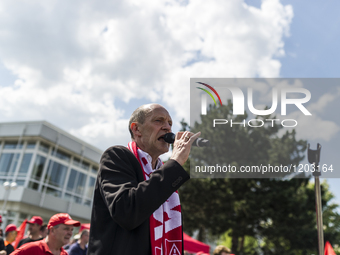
[1,211,232,255]
[0,213,88,255]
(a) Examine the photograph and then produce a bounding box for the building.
[0,121,102,228]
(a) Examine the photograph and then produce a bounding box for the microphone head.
[196,139,210,147]
[163,133,176,144]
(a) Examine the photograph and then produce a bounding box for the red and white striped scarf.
[128,141,183,255]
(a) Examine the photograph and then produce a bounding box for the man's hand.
[0,250,7,255]
[170,131,201,166]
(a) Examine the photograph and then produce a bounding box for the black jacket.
[87,146,190,255]
[5,243,14,254]
[17,237,43,248]
[0,238,5,252]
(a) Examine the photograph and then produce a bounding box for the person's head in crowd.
[27,216,43,238]
[40,224,48,238]
[79,229,89,245]
[213,245,232,255]
[46,213,80,248]
[5,224,18,243]
[72,233,80,243]
[0,215,2,227]
[129,104,172,160]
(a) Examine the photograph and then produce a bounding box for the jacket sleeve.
[0,238,4,251]
[98,146,190,231]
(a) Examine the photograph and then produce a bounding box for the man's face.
[134,105,172,157]
[28,223,40,235]
[40,227,48,238]
[51,224,73,246]
[81,231,89,244]
[7,231,17,242]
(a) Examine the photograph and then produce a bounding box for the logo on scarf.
[166,240,182,255]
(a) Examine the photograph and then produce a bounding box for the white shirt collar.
[137,149,162,171]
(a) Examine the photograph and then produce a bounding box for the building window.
[44,160,67,188]
[14,179,25,186]
[64,193,82,204]
[18,153,33,176]
[67,169,86,194]
[31,155,46,181]
[84,199,92,206]
[39,143,49,153]
[91,167,98,175]
[0,153,19,176]
[4,141,23,149]
[73,158,89,170]
[28,181,39,190]
[86,176,96,199]
[52,150,70,162]
[43,186,62,197]
[67,169,77,191]
[26,142,36,149]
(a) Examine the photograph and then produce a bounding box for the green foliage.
[179,102,340,255]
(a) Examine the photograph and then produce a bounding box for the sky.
[0,0,339,207]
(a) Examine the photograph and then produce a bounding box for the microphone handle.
[163,133,209,147]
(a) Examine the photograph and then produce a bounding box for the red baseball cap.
[5,224,18,233]
[28,216,43,226]
[47,213,80,229]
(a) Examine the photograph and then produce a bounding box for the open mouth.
[158,135,166,141]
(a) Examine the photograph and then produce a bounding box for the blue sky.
[244,0,340,205]
[278,0,340,206]
[280,0,340,78]
[0,0,339,211]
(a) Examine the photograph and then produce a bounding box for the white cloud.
[308,87,340,114]
[284,111,339,142]
[275,85,340,142]
[0,0,293,150]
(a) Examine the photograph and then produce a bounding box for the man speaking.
[87,103,200,255]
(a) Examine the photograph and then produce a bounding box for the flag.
[13,219,28,249]
[325,241,336,255]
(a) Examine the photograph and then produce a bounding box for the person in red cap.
[4,224,18,254]
[11,213,80,255]
[40,224,48,239]
[213,245,232,255]
[17,216,44,248]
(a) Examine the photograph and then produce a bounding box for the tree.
[179,102,340,255]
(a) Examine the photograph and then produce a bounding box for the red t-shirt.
[11,240,68,255]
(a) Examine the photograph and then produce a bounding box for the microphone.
[163,133,210,147]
